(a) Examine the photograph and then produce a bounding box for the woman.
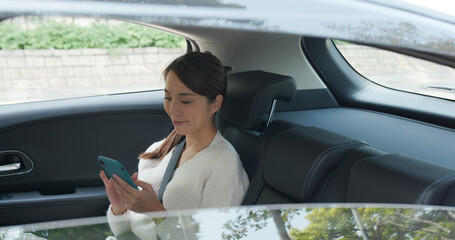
[100,52,249,238]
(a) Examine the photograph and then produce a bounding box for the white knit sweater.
[107,131,249,238]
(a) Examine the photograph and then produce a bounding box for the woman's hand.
[100,170,133,215]
[111,174,166,213]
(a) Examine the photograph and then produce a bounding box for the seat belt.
[158,139,186,203]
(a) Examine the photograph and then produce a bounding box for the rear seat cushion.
[256,185,296,204]
[347,154,455,204]
[264,126,365,201]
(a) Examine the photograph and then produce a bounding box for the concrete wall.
[0,47,186,104]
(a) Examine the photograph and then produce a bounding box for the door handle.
[0,151,33,177]
[0,162,22,172]
[0,154,23,172]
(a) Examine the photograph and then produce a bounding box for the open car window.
[333,40,455,101]
[0,16,186,106]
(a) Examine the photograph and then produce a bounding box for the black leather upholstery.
[219,70,455,207]
[317,145,385,202]
[219,71,296,181]
[347,154,455,205]
[220,70,296,131]
[264,126,365,201]
[222,71,296,180]
[242,120,299,204]
[244,120,366,205]
[241,119,455,206]
[223,128,261,179]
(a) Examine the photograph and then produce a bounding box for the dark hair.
[139,52,227,160]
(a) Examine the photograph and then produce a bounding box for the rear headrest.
[348,153,455,205]
[220,70,296,131]
[264,126,365,201]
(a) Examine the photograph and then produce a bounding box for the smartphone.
[98,156,138,189]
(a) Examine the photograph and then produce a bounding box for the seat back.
[346,153,455,205]
[245,121,366,205]
[240,115,455,206]
[242,120,299,204]
[219,70,296,180]
[317,145,385,202]
[223,129,261,179]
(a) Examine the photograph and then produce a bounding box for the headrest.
[264,126,365,201]
[347,153,455,205]
[220,70,296,131]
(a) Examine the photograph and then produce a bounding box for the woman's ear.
[212,95,224,113]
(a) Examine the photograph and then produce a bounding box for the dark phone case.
[98,156,138,189]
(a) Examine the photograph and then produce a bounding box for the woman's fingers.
[111,180,137,210]
[112,175,138,205]
[99,171,110,185]
[100,171,127,208]
[132,172,138,182]
[109,174,165,212]
[136,180,154,192]
[113,174,135,194]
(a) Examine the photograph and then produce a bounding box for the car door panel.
[0,187,108,226]
[0,90,172,226]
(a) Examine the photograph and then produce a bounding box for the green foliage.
[290,208,360,240]
[30,223,114,240]
[222,207,455,240]
[222,208,302,240]
[332,39,352,45]
[290,208,455,240]
[0,18,186,50]
[222,209,270,240]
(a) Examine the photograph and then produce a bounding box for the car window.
[0,16,187,106]
[333,40,455,101]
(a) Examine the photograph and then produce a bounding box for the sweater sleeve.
[106,205,132,236]
[200,151,249,208]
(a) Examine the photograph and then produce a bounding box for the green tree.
[222,208,301,240]
[289,208,360,240]
[289,208,455,240]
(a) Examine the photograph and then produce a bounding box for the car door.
[0,91,173,226]
[0,15,185,226]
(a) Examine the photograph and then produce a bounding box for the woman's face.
[164,70,222,137]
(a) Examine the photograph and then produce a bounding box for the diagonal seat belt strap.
[158,139,186,203]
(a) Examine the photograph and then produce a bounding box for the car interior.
[1,15,455,227]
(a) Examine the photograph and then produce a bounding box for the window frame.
[301,37,455,130]
[333,41,455,101]
[0,16,189,106]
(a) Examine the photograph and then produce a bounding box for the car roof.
[1,0,455,57]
